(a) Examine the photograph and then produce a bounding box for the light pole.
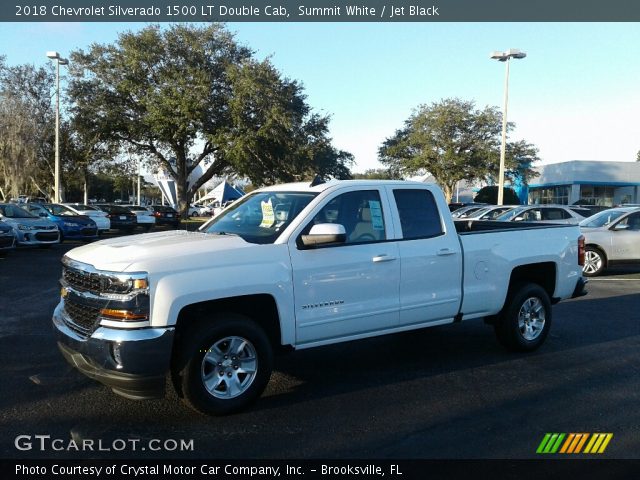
[46,51,69,203]
[490,48,526,205]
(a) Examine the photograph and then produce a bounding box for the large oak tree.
[378,98,538,202]
[68,24,351,215]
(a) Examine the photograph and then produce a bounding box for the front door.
[289,188,400,345]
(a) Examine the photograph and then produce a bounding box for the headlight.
[18,225,34,231]
[99,274,149,294]
[63,222,80,227]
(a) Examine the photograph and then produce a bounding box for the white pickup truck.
[53,180,587,415]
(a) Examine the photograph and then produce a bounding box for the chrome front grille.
[63,297,101,336]
[63,266,102,293]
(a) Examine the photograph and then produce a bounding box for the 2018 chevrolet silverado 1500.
[53,180,587,415]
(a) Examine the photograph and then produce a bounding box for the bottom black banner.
[3,459,640,480]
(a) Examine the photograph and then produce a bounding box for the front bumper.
[15,229,60,245]
[52,302,174,400]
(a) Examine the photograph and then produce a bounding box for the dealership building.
[522,160,640,206]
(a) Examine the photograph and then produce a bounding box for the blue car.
[0,221,16,255]
[25,203,98,242]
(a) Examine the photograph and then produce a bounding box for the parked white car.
[465,205,518,220]
[64,204,111,234]
[123,205,156,232]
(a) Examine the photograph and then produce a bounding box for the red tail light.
[578,235,585,266]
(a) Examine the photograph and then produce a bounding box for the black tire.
[583,246,606,277]
[494,282,552,352]
[175,314,273,416]
[144,225,153,232]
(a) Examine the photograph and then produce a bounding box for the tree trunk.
[442,183,454,204]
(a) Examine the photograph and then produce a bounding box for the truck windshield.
[201,191,317,244]
[579,209,627,228]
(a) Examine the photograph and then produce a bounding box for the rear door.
[610,212,640,260]
[289,187,400,345]
[386,186,463,327]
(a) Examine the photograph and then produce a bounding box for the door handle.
[437,248,457,256]
[372,255,397,263]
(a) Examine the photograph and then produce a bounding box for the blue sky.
[1,22,639,172]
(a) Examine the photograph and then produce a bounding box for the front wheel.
[176,315,273,415]
[583,247,605,277]
[494,282,552,352]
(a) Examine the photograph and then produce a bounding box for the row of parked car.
[450,202,640,277]
[0,202,182,255]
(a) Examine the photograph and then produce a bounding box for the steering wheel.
[353,233,376,242]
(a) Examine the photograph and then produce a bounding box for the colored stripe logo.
[537,433,613,454]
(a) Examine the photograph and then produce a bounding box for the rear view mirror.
[301,223,346,248]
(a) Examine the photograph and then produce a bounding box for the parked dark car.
[0,221,16,255]
[24,203,98,242]
[150,205,181,227]
[94,204,137,233]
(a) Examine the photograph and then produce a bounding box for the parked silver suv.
[496,205,590,224]
[579,207,640,276]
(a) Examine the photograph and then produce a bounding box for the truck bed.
[454,219,573,234]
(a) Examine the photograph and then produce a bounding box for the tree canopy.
[474,186,520,205]
[378,98,539,202]
[67,24,352,215]
[0,60,56,200]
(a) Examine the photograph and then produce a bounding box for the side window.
[543,208,566,220]
[522,208,542,222]
[620,213,640,230]
[393,189,443,239]
[306,190,386,244]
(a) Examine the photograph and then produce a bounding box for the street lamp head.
[507,48,527,59]
[58,58,69,66]
[46,51,60,60]
[490,51,508,61]
[490,49,527,61]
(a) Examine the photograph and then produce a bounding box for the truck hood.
[65,230,253,272]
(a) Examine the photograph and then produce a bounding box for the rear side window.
[393,189,443,239]
[543,208,571,220]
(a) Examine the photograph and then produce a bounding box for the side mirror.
[613,223,630,231]
[39,212,48,217]
[514,216,524,222]
[301,223,346,248]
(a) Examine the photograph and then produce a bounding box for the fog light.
[110,342,123,368]
[100,308,148,321]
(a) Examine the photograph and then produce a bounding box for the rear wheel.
[494,282,552,352]
[583,246,605,277]
[176,314,273,416]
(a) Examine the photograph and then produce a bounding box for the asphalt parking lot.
[0,233,639,460]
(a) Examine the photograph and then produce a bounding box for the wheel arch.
[173,294,283,351]
[585,243,608,266]
[507,262,556,302]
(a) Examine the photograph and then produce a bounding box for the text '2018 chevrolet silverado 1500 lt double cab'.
[53,180,587,415]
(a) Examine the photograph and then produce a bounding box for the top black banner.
[3,0,640,22]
